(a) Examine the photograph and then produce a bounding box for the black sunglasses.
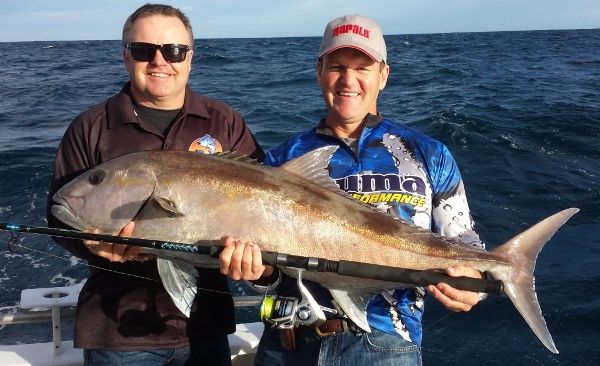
[125,42,191,63]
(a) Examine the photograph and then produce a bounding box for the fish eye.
[88,170,106,185]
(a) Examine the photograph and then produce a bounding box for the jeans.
[255,325,422,366]
[83,335,232,366]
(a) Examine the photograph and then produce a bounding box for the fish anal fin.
[329,289,376,333]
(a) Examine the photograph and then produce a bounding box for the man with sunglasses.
[47,4,263,366]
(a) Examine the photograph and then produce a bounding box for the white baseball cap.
[318,14,387,63]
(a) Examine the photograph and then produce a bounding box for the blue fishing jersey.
[265,116,483,345]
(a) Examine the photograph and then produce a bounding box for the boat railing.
[0,283,264,366]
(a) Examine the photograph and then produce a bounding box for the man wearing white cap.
[221,14,487,365]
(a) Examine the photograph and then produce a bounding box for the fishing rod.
[1,222,220,256]
[1,222,503,295]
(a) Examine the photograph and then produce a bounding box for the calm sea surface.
[0,29,599,364]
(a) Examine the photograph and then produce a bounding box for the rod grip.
[338,261,503,295]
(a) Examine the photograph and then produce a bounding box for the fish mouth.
[50,196,87,231]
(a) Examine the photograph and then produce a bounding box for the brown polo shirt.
[47,83,264,350]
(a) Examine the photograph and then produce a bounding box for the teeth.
[339,91,359,97]
[150,73,169,78]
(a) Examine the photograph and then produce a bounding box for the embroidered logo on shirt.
[189,134,223,154]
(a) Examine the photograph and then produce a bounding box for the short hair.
[122,3,194,47]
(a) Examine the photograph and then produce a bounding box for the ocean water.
[0,29,599,364]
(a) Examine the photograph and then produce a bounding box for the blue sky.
[1,0,598,42]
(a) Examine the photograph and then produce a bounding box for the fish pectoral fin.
[329,289,376,333]
[157,258,198,317]
[151,195,184,217]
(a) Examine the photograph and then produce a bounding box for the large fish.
[51,146,577,354]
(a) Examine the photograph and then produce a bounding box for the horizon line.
[1,27,598,44]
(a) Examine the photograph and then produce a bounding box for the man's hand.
[83,222,153,263]
[427,265,483,312]
[219,236,274,281]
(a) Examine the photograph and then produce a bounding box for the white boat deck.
[0,284,264,366]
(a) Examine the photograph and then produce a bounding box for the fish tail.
[489,208,579,354]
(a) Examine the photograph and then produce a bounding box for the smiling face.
[123,14,193,109]
[317,48,389,137]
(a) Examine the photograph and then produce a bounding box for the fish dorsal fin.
[279,146,414,218]
[156,258,198,317]
[213,151,260,165]
[280,145,343,193]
